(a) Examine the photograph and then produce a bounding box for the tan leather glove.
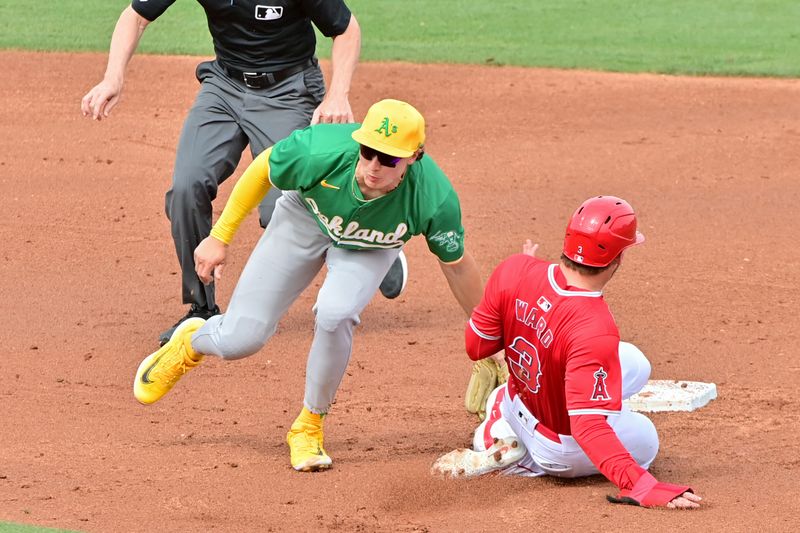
[496,356,509,385]
[465,357,509,420]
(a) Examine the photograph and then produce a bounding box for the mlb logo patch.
[255,5,283,20]
[537,296,552,313]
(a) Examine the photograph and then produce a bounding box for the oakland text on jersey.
[514,298,554,348]
[305,197,408,247]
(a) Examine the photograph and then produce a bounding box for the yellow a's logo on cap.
[375,116,399,137]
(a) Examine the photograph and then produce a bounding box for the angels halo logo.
[590,367,611,401]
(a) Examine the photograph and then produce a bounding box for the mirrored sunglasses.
[359,144,402,168]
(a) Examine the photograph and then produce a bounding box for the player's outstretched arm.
[438,251,482,317]
[81,6,150,120]
[572,414,701,509]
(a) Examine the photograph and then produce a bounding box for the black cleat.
[379,251,408,299]
[158,304,220,346]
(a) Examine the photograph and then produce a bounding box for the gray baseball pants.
[191,192,401,414]
[165,59,324,310]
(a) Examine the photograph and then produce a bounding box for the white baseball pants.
[473,342,659,477]
[191,191,400,414]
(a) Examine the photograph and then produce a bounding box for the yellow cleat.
[134,317,206,405]
[286,407,332,472]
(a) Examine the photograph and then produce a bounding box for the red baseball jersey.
[467,254,622,436]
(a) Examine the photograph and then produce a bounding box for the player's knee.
[627,413,660,469]
[167,169,216,211]
[619,342,651,375]
[619,342,651,396]
[314,302,360,333]
[204,317,276,360]
[215,338,263,360]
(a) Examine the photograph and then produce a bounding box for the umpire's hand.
[81,78,123,121]
[195,236,228,285]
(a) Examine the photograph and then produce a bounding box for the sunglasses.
[359,145,402,168]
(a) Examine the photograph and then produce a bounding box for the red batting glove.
[606,471,692,507]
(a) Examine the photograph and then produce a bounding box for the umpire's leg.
[165,61,248,311]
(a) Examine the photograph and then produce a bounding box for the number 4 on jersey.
[508,336,543,394]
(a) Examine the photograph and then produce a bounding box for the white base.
[623,380,717,413]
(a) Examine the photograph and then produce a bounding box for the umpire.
[81,1,364,345]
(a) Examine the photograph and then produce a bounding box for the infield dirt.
[1,51,799,532]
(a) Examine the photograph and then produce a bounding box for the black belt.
[223,59,314,89]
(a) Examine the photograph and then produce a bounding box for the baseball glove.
[464,357,509,420]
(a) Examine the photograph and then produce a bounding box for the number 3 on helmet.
[562,196,645,267]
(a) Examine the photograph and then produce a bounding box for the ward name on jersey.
[468,254,623,436]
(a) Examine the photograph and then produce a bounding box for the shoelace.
[290,429,325,455]
[153,349,190,386]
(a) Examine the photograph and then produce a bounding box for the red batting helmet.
[563,196,645,267]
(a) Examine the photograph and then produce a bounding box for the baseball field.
[2,1,800,531]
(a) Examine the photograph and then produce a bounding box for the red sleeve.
[570,414,646,491]
[465,259,508,360]
[465,319,503,360]
[564,334,622,415]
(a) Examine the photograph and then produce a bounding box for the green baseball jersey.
[268,123,465,263]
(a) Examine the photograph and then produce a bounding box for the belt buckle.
[242,72,265,89]
[242,71,277,89]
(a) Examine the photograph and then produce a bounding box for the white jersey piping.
[469,318,501,340]
[568,408,621,416]
[548,264,603,297]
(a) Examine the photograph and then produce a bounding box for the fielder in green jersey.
[133,99,483,472]
[268,122,465,261]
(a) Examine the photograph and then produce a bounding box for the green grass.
[0,0,208,55]
[355,0,800,75]
[0,523,79,533]
[1,0,798,76]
